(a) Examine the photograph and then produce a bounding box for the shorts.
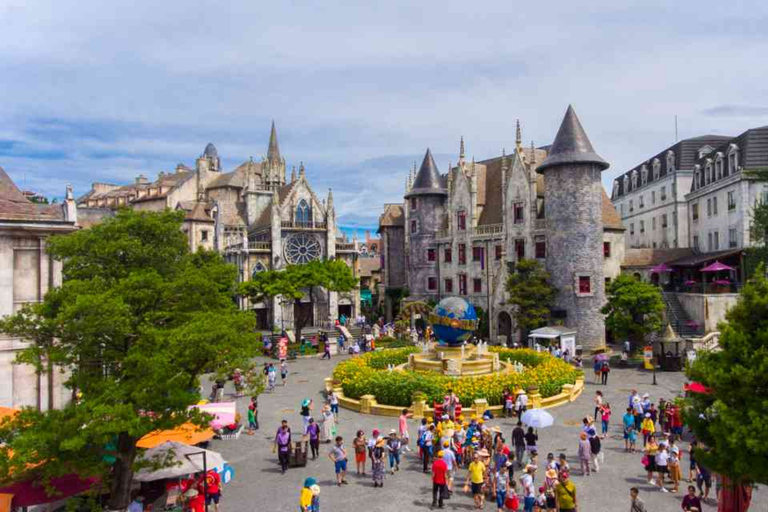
[546,495,556,508]
[335,459,348,474]
[471,482,483,495]
[355,452,366,463]
[690,460,697,471]
[206,492,221,505]
[446,469,455,481]
[657,465,668,474]
[524,496,536,512]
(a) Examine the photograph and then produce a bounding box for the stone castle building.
[379,107,625,349]
[0,168,78,409]
[78,122,361,331]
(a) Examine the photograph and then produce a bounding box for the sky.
[1,1,767,231]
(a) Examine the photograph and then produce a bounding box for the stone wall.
[676,292,738,333]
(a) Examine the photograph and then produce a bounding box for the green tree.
[745,169,768,277]
[0,209,257,510]
[240,258,357,341]
[505,259,557,342]
[682,265,768,511]
[601,274,664,350]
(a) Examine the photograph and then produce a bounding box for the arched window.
[728,144,739,174]
[666,150,675,173]
[641,165,648,185]
[251,262,266,279]
[295,199,311,226]
[715,153,724,179]
[631,170,638,189]
[693,165,702,189]
[623,175,629,193]
[705,161,712,185]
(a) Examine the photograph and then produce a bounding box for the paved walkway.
[206,354,758,512]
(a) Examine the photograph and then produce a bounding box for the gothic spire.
[267,120,281,164]
[515,119,523,151]
[405,148,447,197]
[459,136,466,162]
[536,105,609,173]
[327,188,334,209]
[291,166,297,182]
[299,161,306,179]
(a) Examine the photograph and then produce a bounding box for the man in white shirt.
[520,465,537,510]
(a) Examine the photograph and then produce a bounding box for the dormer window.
[715,153,724,180]
[698,145,714,159]
[666,150,675,173]
[652,159,661,180]
[631,170,638,190]
[641,165,648,185]
[612,181,619,198]
[728,144,739,174]
[623,175,629,192]
[694,165,702,189]
[705,161,712,185]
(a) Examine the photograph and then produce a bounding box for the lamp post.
[184,450,209,512]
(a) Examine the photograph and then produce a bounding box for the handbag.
[641,455,649,466]
[505,494,519,510]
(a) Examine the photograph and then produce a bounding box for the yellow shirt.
[468,461,486,484]
[555,481,576,509]
[300,488,313,509]
[641,418,655,434]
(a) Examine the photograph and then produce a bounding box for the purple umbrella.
[594,353,610,362]
[701,261,734,272]
[651,263,672,273]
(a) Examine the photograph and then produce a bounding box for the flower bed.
[332,347,582,408]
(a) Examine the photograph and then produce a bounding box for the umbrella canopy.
[701,261,734,272]
[594,353,609,362]
[134,441,226,482]
[0,475,98,507]
[0,407,19,422]
[650,263,672,273]
[190,402,236,429]
[684,382,713,394]
[137,423,214,449]
[521,409,554,429]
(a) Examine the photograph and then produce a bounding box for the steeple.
[515,120,523,151]
[291,166,297,183]
[327,188,334,210]
[299,162,306,179]
[267,120,281,164]
[405,148,447,198]
[536,105,609,173]
[459,136,466,164]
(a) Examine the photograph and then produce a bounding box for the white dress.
[322,410,335,441]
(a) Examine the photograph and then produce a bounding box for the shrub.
[332,347,581,408]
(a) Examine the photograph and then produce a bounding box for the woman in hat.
[371,437,387,487]
[386,430,402,473]
[300,477,317,512]
[321,404,335,444]
[300,399,313,432]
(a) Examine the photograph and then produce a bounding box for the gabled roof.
[537,105,609,173]
[405,149,447,197]
[177,201,215,223]
[358,258,381,277]
[378,203,405,229]
[0,166,69,222]
[601,188,624,231]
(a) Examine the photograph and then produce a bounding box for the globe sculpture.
[429,297,479,346]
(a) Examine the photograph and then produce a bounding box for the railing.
[336,243,356,251]
[664,282,742,294]
[474,223,503,236]
[225,243,243,252]
[249,241,271,251]
[281,221,327,230]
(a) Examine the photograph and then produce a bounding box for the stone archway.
[497,311,513,346]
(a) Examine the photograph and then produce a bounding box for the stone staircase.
[662,291,703,338]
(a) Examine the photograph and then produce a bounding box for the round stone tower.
[537,106,609,349]
[405,148,447,301]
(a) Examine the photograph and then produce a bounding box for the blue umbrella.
[521,409,554,429]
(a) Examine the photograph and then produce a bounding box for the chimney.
[135,174,149,185]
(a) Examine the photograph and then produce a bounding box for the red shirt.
[205,470,221,494]
[187,495,205,512]
[432,459,448,484]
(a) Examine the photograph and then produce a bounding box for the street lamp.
[184,450,209,512]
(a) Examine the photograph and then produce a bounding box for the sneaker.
[660,488,669,493]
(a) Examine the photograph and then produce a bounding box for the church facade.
[381,108,625,350]
[78,123,360,332]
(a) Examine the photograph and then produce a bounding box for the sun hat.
[389,429,397,434]
[437,450,444,457]
[525,464,537,472]
[490,426,502,434]
[476,448,490,457]
[376,438,387,447]
[442,414,449,420]
[304,477,317,488]
[645,413,651,418]
[310,484,321,496]
[443,440,450,447]
[184,489,198,498]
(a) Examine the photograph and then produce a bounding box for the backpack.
[418,430,429,448]
[589,436,601,454]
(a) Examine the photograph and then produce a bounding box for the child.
[280,360,288,386]
[627,425,637,452]
[534,486,547,511]
[600,403,612,439]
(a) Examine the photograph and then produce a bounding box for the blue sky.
[1,1,767,231]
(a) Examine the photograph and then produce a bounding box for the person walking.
[589,432,602,473]
[422,424,435,473]
[554,472,577,512]
[353,430,367,475]
[321,341,331,360]
[515,389,528,418]
[204,469,222,512]
[577,432,591,476]
[655,444,669,492]
[307,418,321,460]
[328,436,348,487]
[600,403,612,439]
[622,407,635,452]
[399,409,412,452]
[300,399,313,432]
[275,420,292,474]
[520,465,537,512]
[299,477,317,512]
[247,399,258,435]
[668,438,682,493]
[641,413,655,447]
[371,437,386,488]
[512,421,526,468]
[431,449,448,510]
[600,360,610,385]
[280,359,288,386]
[267,364,276,392]
[386,430,402,474]
[441,440,456,495]
[464,453,486,510]
[629,487,647,512]
[328,391,339,419]
[687,440,699,483]
[592,356,602,384]
[524,427,538,462]
[321,405,335,444]
[593,391,603,422]
[493,461,511,512]
[643,436,659,485]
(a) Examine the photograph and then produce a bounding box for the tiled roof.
[601,188,624,231]
[358,257,381,277]
[378,203,404,228]
[0,166,68,222]
[177,201,215,223]
[621,248,693,268]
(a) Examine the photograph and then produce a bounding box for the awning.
[134,442,225,482]
[190,402,236,429]
[0,408,19,422]
[137,423,214,449]
[650,263,672,273]
[668,248,743,268]
[0,475,98,508]
[529,326,577,339]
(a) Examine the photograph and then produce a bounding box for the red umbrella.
[0,475,98,507]
[684,382,713,394]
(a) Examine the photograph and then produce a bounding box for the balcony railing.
[249,241,271,251]
[474,223,504,236]
[336,243,356,251]
[664,282,743,294]
[281,221,327,230]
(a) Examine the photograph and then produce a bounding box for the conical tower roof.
[537,105,609,173]
[405,148,447,197]
[267,120,281,163]
[0,166,29,203]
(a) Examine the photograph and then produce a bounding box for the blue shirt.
[442,449,456,470]
[623,413,635,430]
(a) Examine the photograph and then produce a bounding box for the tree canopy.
[600,274,664,349]
[0,209,257,509]
[683,266,768,494]
[240,258,357,339]
[504,259,557,339]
